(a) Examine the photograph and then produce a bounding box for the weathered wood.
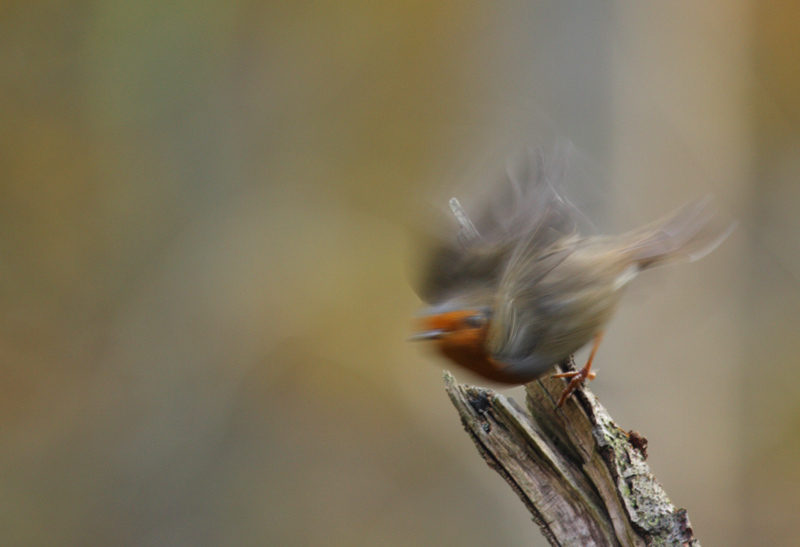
[444,357,700,547]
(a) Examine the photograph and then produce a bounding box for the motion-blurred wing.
[416,144,583,305]
[485,244,576,373]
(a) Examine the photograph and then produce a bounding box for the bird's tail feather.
[621,196,735,269]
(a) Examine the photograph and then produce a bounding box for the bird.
[410,144,732,407]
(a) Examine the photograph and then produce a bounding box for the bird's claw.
[553,367,597,408]
[552,369,597,381]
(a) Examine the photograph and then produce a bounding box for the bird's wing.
[416,144,583,305]
[485,243,577,375]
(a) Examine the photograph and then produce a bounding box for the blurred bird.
[411,144,732,407]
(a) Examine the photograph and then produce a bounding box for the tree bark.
[444,357,700,547]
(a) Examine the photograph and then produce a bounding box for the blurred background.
[1,1,798,546]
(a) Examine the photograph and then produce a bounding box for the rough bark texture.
[444,357,700,547]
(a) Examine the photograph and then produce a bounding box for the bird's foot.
[552,366,597,408]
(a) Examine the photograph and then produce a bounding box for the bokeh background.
[1,2,799,546]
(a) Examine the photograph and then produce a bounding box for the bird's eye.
[464,314,487,328]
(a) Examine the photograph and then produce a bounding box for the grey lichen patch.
[588,394,699,546]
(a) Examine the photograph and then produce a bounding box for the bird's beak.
[408,329,446,342]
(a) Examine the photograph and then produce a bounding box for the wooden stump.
[444,357,700,547]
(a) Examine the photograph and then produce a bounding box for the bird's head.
[411,307,491,346]
[411,306,523,384]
